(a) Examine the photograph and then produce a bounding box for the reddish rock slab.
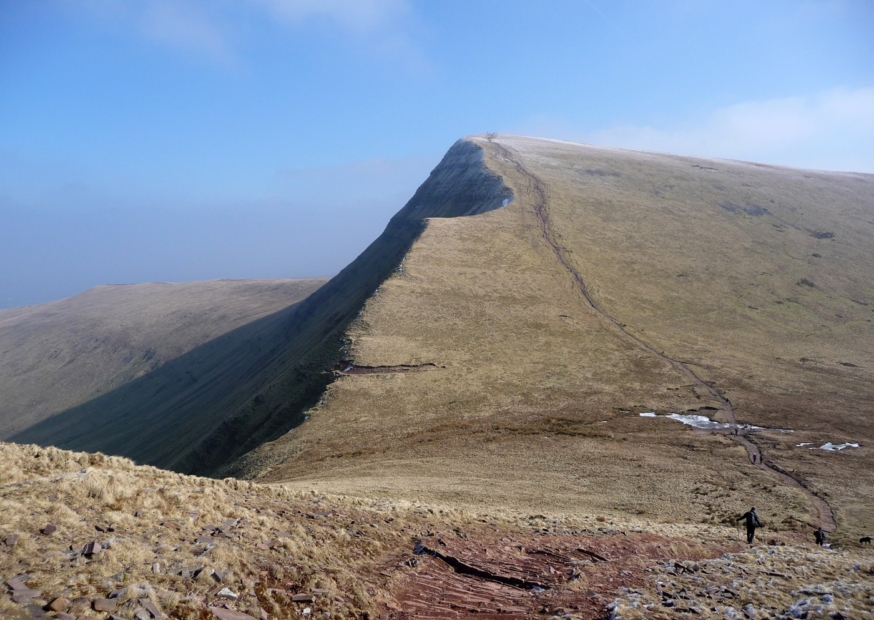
[83,541,102,556]
[4,533,20,547]
[41,524,57,535]
[93,598,118,612]
[209,606,258,620]
[291,594,313,603]
[387,531,730,620]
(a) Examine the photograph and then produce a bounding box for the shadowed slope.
[239,135,874,536]
[0,279,324,438]
[13,140,511,475]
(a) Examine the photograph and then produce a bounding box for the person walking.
[814,527,826,546]
[738,507,763,544]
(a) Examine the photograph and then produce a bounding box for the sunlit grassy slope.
[238,135,874,537]
[0,279,325,439]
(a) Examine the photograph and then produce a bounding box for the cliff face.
[14,139,513,476]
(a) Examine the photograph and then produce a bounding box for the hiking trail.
[487,137,836,533]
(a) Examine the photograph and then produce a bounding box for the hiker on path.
[738,507,763,544]
[814,527,826,546]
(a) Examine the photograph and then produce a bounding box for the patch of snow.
[666,413,732,430]
[638,411,769,431]
[815,442,859,451]
[796,442,813,447]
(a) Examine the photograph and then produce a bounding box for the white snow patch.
[815,442,859,451]
[796,442,813,447]
[666,413,733,430]
[638,412,766,431]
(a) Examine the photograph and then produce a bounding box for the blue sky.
[2,0,873,308]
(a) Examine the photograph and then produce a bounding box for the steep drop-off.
[13,140,512,475]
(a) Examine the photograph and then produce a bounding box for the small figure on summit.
[738,507,763,544]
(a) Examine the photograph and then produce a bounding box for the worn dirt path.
[487,138,836,533]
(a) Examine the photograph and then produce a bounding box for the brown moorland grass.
[238,135,874,539]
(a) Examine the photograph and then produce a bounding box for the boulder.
[47,596,71,612]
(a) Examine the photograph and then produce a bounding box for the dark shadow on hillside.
[12,139,513,476]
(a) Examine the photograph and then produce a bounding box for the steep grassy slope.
[13,140,511,476]
[239,135,874,538]
[0,279,324,438]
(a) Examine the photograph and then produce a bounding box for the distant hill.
[3,280,324,449]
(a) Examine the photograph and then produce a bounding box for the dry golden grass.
[0,442,421,619]
[240,135,874,540]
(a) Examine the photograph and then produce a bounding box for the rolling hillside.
[236,135,874,538]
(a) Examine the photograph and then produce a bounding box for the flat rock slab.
[11,589,43,604]
[93,598,118,612]
[209,606,257,620]
[6,577,29,590]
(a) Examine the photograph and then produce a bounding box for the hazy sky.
[2,1,873,308]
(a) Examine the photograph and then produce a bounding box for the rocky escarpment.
[15,139,512,477]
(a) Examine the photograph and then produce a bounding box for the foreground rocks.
[607,545,874,619]
[2,443,872,619]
